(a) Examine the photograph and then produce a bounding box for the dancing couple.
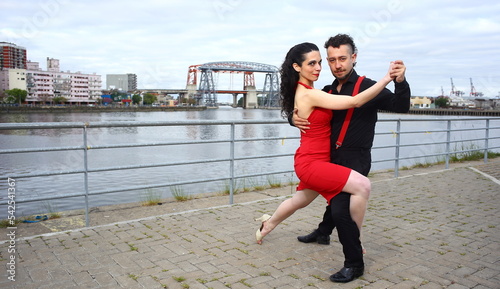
[255,35,410,283]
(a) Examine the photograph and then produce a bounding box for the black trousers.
[317,148,371,268]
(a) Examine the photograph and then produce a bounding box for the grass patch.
[404,148,499,171]
[170,185,192,202]
[450,149,500,162]
[267,175,282,188]
[140,189,162,206]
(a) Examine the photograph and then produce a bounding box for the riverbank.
[0,105,207,113]
[385,108,500,116]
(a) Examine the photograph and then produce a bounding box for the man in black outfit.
[291,34,411,283]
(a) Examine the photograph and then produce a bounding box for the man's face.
[326,44,357,81]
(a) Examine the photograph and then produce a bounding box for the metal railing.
[1,117,499,226]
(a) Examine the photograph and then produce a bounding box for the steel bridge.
[186,61,280,108]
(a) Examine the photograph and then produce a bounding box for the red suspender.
[335,76,365,149]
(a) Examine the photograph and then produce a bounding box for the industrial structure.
[186,61,280,108]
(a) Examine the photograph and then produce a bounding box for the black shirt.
[325,69,411,151]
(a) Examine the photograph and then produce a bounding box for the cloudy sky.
[2,0,499,101]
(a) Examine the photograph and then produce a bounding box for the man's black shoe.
[297,230,330,245]
[329,266,364,283]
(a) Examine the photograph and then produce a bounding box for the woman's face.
[296,50,322,83]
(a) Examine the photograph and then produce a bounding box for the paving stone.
[0,161,498,288]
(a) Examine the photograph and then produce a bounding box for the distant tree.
[5,88,27,105]
[132,94,142,105]
[0,91,7,103]
[52,96,68,104]
[435,96,450,108]
[143,93,157,105]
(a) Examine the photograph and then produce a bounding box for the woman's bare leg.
[341,170,371,232]
[258,189,319,243]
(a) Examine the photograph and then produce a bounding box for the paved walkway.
[1,160,499,288]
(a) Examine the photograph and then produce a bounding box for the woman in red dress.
[256,42,394,244]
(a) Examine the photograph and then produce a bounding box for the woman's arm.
[305,63,394,110]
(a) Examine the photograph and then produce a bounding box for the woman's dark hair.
[279,42,319,118]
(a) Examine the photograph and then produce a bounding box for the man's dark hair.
[324,34,357,55]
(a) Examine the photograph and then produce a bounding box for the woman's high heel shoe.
[255,214,271,244]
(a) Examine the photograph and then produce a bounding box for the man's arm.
[392,79,411,113]
[289,108,310,133]
[377,60,411,113]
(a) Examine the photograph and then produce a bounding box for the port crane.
[469,78,483,97]
[450,78,464,97]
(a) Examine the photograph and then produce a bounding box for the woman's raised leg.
[340,170,371,232]
[257,189,319,244]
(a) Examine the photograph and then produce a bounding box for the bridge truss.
[186,61,280,107]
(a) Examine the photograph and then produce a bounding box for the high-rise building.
[106,73,137,91]
[0,42,27,70]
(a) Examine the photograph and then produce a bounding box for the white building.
[24,58,102,104]
[106,73,137,91]
[0,68,27,93]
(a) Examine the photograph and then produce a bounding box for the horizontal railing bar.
[376,117,499,122]
[235,136,300,142]
[0,119,290,130]
[90,136,299,150]
[9,169,86,179]
[0,191,88,204]
[235,170,295,180]
[90,139,231,150]
[235,153,294,161]
[85,119,289,127]
[0,122,87,130]
[0,145,84,154]
[88,158,232,173]
[398,127,490,135]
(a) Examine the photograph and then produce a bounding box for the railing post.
[229,123,235,204]
[484,119,490,163]
[394,119,401,178]
[445,120,451,169]
[83,124,90,226]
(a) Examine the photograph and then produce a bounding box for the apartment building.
[1,42,109,105]
[0,42,27,70]
[24,58,102,104]
[0,69,27,94]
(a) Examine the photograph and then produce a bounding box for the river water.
[1,107,499,218]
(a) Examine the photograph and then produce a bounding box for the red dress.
[294,82,352,204]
